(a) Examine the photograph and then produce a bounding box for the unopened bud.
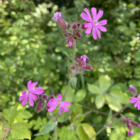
[84,65,93,70]
[64,33,69,37]
[71,65,76,70]
[76,32,81,38]
[36,102,42,113]
[128,85,137,93]
[131,121,140,127]
[58,18,67,30]
[68,37,74,47]
[82,23,87,29]
[72,23,77,30]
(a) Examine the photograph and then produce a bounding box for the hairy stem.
[54,122,58,140]
[63,41,76,100]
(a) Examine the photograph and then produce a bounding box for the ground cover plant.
[0,0,140,140]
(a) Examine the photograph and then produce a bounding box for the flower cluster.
[123,117,140,136]
[19,81,71,115]
[71,55,93,76]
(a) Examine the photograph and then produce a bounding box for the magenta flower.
[19,80,44,106]
[81,7,107,40]
[76,55,89,68]
[130,95,140,110]
[52,12,67,30]
[47,94,71,115]
[127,130,134,136]
[128,85,137,93]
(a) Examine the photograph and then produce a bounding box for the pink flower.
[81,7,107,40]
[130,95,140,110]
[68,37,74,47]
[52,12,67,30]
[76,55,89,68]
[127,130,134,136]
[129,85,137,93]
[47,94,71,115]
[19,80,44,106]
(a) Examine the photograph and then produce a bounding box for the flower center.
[93,21,98,26]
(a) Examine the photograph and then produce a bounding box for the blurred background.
[0,0,140,139]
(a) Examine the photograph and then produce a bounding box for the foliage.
[0,0,140,140]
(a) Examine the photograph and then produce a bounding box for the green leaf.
[110,91,129,104]
[58,108,72,122]
[99,75,111,93]
[87,83,102,94]
[105,95,122,112]
[82,123,96,140]
[106,110,112,123]
[34,121,55,136]
[70,77,77,89]
[19,110,33,119]
[8,104,18,126]
[11,123,31,139]
[74,89,86,102]
[95,94,105,109]
[77,126,89,140]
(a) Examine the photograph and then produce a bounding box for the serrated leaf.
[87,83,102,94]
[11,123,31,139]
[95,94,105,109]
[74,89,86,102]
[34,121,55,136]
[70,77,77,89]
[99,75,111,93]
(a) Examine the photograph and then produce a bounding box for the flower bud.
[84,65,93,70]
[128,85,137,93]
[71,23,77,30]
[71,65,76,70]
[63,33,70,37]
[68,37,74,47]
[58,18,67,30]
[82,23,87,29]
[131,121,140,127]
[36,102,42,113]
[127,130,134,136]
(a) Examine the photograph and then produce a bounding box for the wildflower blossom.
[47,94,71,115]
[52,12,67,30]
[81,7,107,40]
[128,85,137,93]
[130,95,140,110]
[76,55,89,68]
[19,80,44,106]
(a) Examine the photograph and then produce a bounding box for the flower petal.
[22,90,26,96]
[91,7,97,21]
[98,20,107,26]
[21,97,28,106]
[98,25,107,32]
[29,95,34,106]
[134,102,138,108]
[81,13,91,22]
[138,102,140,110]
[62,101,71,106]
[48,104,57,112]
[92,28,97,40]
[96,10,103,21]
[85,26,92,34]
[19,96,25,101]
[62,105,69,112]
[59,107,63,115]
[30,94,37,100]
[57,94,62,100]
[47,98,58,107]
[84,8,92,21]
[32,87,44,95]
[96,28,101,38]
[130,97,138,103]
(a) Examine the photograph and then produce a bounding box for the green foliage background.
[0,0,140,139]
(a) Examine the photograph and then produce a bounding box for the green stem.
[54,122,58,140]
[63,41,76,100]
[90,102,131,140]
